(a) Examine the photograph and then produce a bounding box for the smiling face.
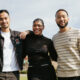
[0,12,10,30]
[55,10,69,29]
[33,20,44,35]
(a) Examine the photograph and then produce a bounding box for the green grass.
[20,76,27,80]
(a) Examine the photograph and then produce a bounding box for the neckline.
[58,27,72,34]
[33,33,43,38]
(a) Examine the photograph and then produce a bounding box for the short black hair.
[0,9,9,15]
[55,9,68,17]
[33,18,44,27]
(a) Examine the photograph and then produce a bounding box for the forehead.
[56,11,68,16]
[34,20,42,24]
[0,12,9,18]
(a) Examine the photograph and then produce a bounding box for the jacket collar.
[10,29,14,38]
[0,28,14,38]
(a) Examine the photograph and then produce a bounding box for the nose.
[60,17,64,21]
[3,19,6,23]
[35,25,39,29]
[1,19,6,24]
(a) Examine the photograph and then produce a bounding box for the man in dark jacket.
[0,9,24,80]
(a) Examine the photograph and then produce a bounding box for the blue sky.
[0,0,80,38]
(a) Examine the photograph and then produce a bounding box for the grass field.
[20,75,27,80]
[20,70,27,80]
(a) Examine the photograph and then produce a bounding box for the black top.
[23,33,57,66]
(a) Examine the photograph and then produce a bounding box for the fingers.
[20,32,27,39]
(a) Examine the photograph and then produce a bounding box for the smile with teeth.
[2,23,7,25]
[35,30,40,32]
[60,21,65,25]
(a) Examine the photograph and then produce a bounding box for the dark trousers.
[58,76,80,80]
[28,65,57,80]
[0,71,19,80]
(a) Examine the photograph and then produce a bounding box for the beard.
[57,22,68,28]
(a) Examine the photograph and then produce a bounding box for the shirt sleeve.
[48,39,58,61]
[22,39,27,59]
[77,30,80,53]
